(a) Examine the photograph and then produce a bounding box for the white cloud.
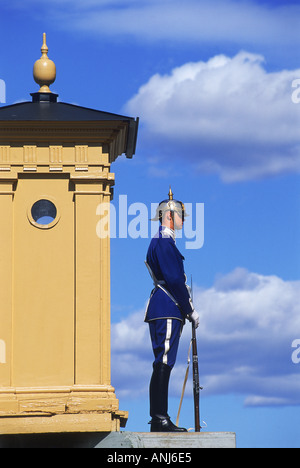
[111,268,300,406]
[111,311,153,398]
[125,52,300,182]
[15,0,300,47]
[192,268,300,406]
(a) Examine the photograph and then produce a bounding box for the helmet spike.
[168,186,174,201]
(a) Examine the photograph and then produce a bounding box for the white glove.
[188,310,200,329]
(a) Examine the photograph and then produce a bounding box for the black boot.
[150,416,187,433]
[149,362,187,433]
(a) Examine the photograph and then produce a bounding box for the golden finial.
[33,33,56,93]
[168,186,174,201]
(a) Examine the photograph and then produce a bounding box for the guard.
[145,188,199,432]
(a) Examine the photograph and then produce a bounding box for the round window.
[29,199,59,229]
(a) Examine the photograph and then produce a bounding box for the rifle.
[191,276,202,432]
[176,276,203,431]
[192,322,201,432]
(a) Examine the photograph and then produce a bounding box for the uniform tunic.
[145,226,194,368]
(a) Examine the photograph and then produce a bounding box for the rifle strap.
[176,338,193,427]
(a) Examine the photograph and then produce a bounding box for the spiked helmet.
[152,187,188,222]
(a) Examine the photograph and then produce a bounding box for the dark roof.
[0,93,139,159]
[0,100,133,123]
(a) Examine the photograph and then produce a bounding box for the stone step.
[96,431,236,449]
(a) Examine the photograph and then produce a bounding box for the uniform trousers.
[149,319,182,369]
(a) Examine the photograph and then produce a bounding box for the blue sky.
[1,0,300,448]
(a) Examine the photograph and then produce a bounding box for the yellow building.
[0,34,138,435]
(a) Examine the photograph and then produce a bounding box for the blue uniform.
[145,226,194,368]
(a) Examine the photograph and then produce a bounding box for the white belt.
[145,261,180,309]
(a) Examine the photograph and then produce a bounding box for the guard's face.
[174,211,184,230]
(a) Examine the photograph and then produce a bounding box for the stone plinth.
[95,431,236,449]
[0,431,236,448]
